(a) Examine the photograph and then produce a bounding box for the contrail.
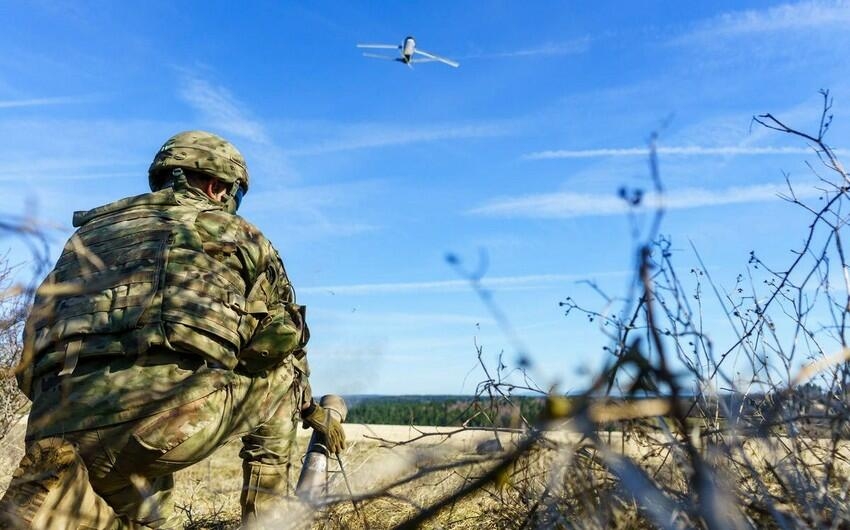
[0,96,92,109]
[524,146,847,160]
[299,272,627,295]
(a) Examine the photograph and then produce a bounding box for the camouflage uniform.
[0,132,313,529]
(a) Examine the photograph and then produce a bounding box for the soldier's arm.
[237,242,309,374]
[268,251,314,410]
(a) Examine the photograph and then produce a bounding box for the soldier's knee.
[0,437,126,529]
[0,437,80,527]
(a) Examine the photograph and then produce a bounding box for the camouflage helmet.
[148,130,250,194]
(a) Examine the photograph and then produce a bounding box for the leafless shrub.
[175,478,240,530]
[299,91,850,530]
[0,257,31,441]
[0,218,48,496]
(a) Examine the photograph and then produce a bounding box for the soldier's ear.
[204,179,228,201]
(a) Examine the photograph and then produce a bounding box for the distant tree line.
[344,395,546,428]
[344,391,839,434]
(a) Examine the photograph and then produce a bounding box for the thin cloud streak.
[525,146,848,160]
[300,272,627,295]
[470,183,822,219]
[284,122,515,156]
[176,74,299,182]
[0,157,144,183]
[676,1,850,43]
[178,77,269,144]
[311,307,494,327]
[244,180,383,238]
[0,171,138,183]
[0,96,93,109]
[467,38,591,59]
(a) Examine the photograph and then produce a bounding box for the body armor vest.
[28,188,261,376]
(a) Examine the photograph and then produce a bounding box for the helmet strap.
[160,168,189,191]
[224,180,245,213]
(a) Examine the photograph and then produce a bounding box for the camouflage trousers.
[0,357,301,529]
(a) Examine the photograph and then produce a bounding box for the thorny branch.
[314,92,850,529]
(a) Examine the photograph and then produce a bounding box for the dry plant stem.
[392,432,543,530]
[321,452,504,509]
[334,454,367,527]
[694,94,850,391]
[555,98,850,528]
[364,425,524,447]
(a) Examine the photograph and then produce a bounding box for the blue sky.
[3,1,850,395]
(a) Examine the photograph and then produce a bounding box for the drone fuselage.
[401,36,416,63]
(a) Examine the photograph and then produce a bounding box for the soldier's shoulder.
[72,189,172,227]
[197,210,273,245]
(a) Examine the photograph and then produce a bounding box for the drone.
[357,36,459,68]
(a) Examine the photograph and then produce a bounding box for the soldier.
[0,131,345,528]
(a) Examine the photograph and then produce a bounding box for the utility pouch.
[238,303,305,374]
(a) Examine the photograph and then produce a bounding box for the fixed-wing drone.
[357,36,460,68]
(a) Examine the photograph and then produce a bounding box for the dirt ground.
[0,417,527,528]
[6,416,848,529]
[173,423,533,526]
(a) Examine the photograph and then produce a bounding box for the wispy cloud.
[0,158,139,177]
[178,77,269,144]
[0,118,163,186]
[0,170,138,183]
[244,179,383,238]
[676,1,850,43]
[470,183,822,219]
[0,95,94,109]
[284,219,378,238]
[466,37,591,59]
[299,272,626,295]
[282,120,517,156]
[524,145,847,160]
[311,307,494,327]
[176,73,301,182]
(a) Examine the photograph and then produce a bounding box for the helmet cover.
[148,130,249,194]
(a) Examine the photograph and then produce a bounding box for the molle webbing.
[31,191,254,370]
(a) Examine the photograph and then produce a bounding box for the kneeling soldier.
[0,131,345,529]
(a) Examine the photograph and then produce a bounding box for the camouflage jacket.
[22,178,310,437]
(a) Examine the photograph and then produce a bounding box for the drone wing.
[362,52,402,61]
[414,48,460,68]
[356,43,401,49]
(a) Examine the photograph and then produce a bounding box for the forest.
[345,395,546,427]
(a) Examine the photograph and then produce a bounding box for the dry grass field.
[2,418,549,529]
[6,412,850,529]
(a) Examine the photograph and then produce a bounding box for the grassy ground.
[1,418,523,529]
[172,424,521,529]
[5,418,850,528]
